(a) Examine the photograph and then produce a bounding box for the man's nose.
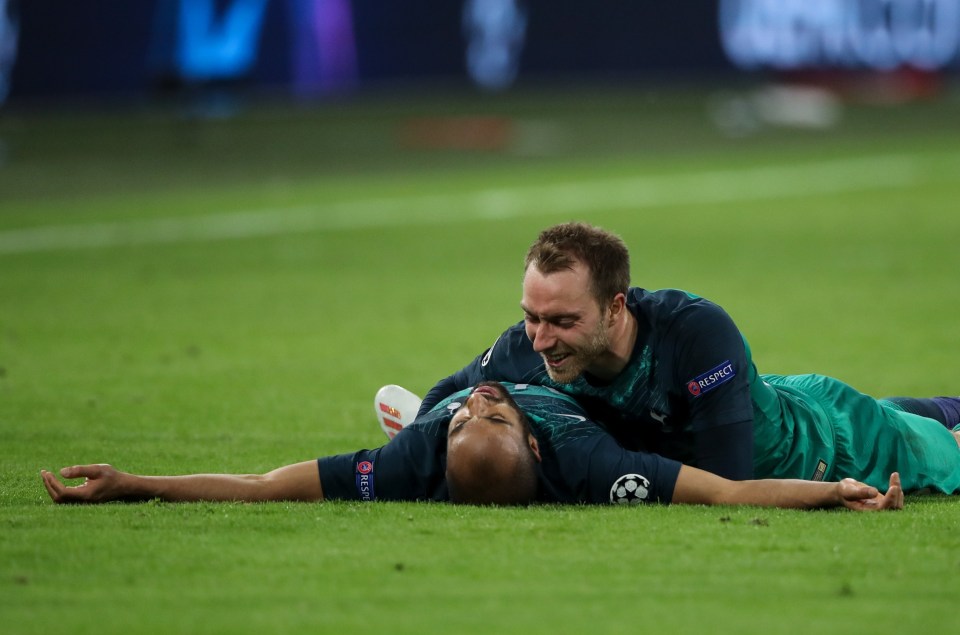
[531,322,556,352]
[465,392,488,412]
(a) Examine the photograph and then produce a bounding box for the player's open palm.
[838,472,903,511]
[41,464,127,504]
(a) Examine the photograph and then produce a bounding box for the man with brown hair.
[417,222,960,493]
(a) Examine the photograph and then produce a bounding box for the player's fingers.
[843,478,878,500]
[47,469,98,504]
[59,465,84,479]
[60,464,104,480]
[860,484,878,499]
[886,473,904,510]
[879,486,902,510]
[40,470,59,501]
[41,470,67,503]
[889,472,901,491]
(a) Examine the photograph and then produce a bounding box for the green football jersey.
[744,339,960,493]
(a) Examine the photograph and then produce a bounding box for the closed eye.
[449,412,513,437]
[523,310,578,328]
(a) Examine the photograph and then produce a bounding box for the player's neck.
[589,310,638,382]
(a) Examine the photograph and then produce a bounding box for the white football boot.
[374,384,423,440]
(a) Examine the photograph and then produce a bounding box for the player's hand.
[41,464,129,504]
[837,472,903,511]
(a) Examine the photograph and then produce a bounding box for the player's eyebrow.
[520,303,581,320]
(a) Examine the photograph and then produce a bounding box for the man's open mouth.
[545,353,569,367]
[472,384,502,399]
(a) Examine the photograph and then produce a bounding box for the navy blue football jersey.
[317,383,682,504]
[418,288,755,479]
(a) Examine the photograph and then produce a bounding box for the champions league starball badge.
[609,474,650,504]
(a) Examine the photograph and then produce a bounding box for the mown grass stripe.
[0,154,920,255]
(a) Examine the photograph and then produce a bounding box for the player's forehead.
[521,264,596,315]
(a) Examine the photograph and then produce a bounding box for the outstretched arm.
[419,369,476,417]
[40,461,324,504]
[672,465,903,511]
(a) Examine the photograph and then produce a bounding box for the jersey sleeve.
[543,433,682,505]
[667,301,755,479]
[316,426,448,502]
[669,301,754,431]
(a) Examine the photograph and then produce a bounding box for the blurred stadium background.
[3,0,959,236]
[3,1,958,113]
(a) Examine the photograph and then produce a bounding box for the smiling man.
[41,381,905,511]
[417,222,960,492]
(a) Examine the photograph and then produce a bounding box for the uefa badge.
[609,474,650,505]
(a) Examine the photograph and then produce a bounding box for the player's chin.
[543,362,581,384]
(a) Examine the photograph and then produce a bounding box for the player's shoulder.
[627,287,727,324]
[480,321,545,377]
[497,320,533,346]
[629,287,718,311]
[627,288,726,319]
[630,287,733,328]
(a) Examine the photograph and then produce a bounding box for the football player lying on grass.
[43,381,902,511]
[418,222,960,491]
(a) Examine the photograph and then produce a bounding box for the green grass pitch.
[1,85,959,634]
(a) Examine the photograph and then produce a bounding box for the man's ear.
[607,292,627,326]
[528,435,542,463]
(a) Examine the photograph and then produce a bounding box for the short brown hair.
[524,222,630,305]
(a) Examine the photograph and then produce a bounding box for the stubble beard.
[542,321,610,384]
